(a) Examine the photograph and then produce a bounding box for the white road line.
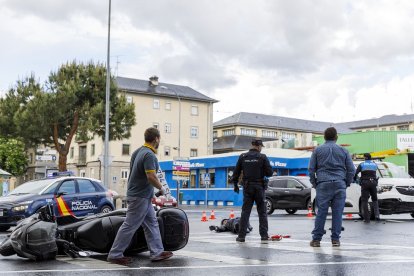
[174,250,266,265]
[189,237,414,261]
[2,259,414,274]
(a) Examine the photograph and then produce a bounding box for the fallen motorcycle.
[0,203,189,261]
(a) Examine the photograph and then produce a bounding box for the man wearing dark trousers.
[354,153,380,222]
[232,139,273,243]
[309,127,355,248]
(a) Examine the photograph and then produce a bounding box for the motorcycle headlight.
[377,185,393,194]
[12,201,33,212]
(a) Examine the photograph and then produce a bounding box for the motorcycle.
[0,202,190,261]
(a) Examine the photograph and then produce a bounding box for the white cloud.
[2,0,414,123]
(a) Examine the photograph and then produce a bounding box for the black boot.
[373,201,380,221]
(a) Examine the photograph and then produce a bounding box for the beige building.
[64,76,217,194]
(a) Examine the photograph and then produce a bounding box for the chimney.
[149,75,159,86]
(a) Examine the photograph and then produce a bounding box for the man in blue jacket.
[309,127,355,247]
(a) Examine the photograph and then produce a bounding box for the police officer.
[354,153,380,223]
[232,139,273,242]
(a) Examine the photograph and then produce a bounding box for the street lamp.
[103,0,111,188]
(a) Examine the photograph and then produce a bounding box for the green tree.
[0,138,27,176]
[3,61,136,171]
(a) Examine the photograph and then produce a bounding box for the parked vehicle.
[0,204,189,261]
[311,161,414,219]
[265,176,312,215]
[0,176,115,232]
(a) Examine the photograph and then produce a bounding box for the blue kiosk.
[159,149,311,206]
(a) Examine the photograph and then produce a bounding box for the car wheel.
[411,213,414,219]
[265,198,274,215]
[100,205,113,214]
[285,208,297,215]
[0,226,10,232]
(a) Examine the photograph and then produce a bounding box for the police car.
[0,176,115,231]
[311,161,414,219]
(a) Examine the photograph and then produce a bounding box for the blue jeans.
[312,180,346,241]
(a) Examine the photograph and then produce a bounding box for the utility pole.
[104,0,111,188]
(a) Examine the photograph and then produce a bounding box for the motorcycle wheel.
[0,239,15,256]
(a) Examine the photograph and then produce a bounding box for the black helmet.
[363,153,372,160]
[10,217,57,261]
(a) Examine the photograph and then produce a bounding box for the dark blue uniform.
[232,147,273,240]
[355,159,380,222]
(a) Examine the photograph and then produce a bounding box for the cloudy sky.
[1,0,414,123]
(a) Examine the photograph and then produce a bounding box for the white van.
[311,161,414,219]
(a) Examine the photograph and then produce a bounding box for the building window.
[126,96,133,104]
[165,123,171,133]
[262,130,277,138]
[121,169,129,180]
[190,149,198,157]
[89,168,95,178]
[122,144,130,155]
[222,129,235,136]
[208,169,215,188]
[29,153,33,164]
[153,99,160,109]
[70,147,74,159]
[164,146,171,157]
[241,128,257,136]
[191,105,198,116]
[398,125,409,130]
[165,102,171,110]
[282,132,296,140]
[190,126,198,138]
[199,169,206,188]
[90,144,95,156]
[190,170,196,188]
[390,127,395,131]
[227,167,235,188]
[213,131,218,138]
[382,128,386,131]
[152,122,159,129]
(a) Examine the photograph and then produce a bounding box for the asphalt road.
[1,207,414,276]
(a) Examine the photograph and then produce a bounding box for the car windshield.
[378,162,411,178]
[8,179,57,195]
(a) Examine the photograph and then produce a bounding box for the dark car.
[0,176,115,231]
[265,176,312,215]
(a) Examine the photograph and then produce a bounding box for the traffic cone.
[229,209,235,219]
[307,207,313,218]
[201,211,208,222]
[209,210,216,220]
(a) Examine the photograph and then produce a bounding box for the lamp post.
[172,90,182,206]
[103,0,111,188]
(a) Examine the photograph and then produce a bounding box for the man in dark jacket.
[232,139,273,243]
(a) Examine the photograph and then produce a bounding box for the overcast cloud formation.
[1,0,414,123]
